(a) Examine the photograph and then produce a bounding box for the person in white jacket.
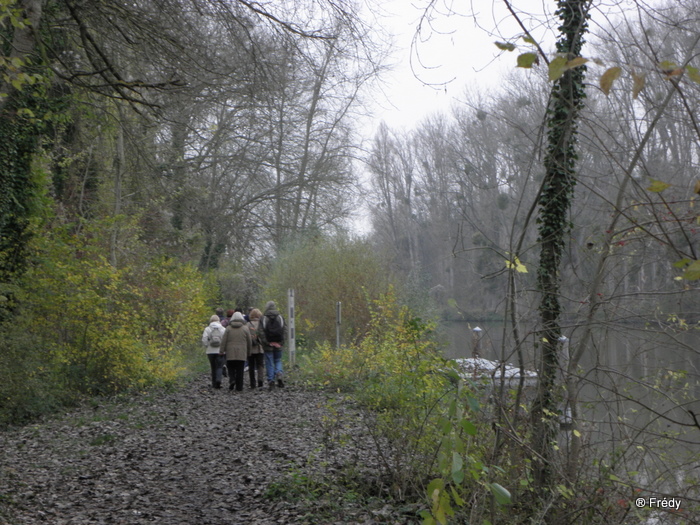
[202,315,226,389]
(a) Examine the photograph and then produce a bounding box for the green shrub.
[262,234,390,345]
[0,219,212,426]
[301,289,449,490]
[299,289,516,523]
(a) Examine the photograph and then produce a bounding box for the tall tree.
[530,0,591,497]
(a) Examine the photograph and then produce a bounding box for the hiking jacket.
[247,319,263,355]
[257,306,285,350]
[220,318,251,361]
[202,321,225,354]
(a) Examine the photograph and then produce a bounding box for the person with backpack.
[202,315,226,389]
[220,311,252,392]
[257,301,285,390]
[247,308,265,389]
[220,309,234,328]
[214,309,234,378]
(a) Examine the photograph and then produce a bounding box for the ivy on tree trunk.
[531,0,590,498]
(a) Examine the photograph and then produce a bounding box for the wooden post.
[288,289,296,367]
[336,301,342,349]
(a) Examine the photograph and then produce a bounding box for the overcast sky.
[361,0,556,136]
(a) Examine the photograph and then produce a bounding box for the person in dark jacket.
[221,309,234,328]
[247,308,265,389]
[215,307,225,321]
[257,301,285,390]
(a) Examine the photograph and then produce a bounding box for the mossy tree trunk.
[0,0,46,317]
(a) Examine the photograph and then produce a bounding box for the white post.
[336,301,342,349]
[558,335,572,430]
[472,326,483,359]
[288,289,296,367]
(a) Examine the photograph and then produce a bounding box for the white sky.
[360,0,557,136]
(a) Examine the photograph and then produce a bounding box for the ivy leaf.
[632,71,645,99]
[489,483,512,505]
[517,53,538,68]
[548,56,568,81]
[647,179,671,193]
[522,34,536,45]
[600,67,622,95]
[495,41,516,52]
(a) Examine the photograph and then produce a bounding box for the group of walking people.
[202,301,286,392]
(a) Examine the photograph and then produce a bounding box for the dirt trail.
[0,375,412,525]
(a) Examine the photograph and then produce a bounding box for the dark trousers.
[226,360,246,391]
[248,353,265,387]
[208,353,225,388]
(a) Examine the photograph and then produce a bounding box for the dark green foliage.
[532,0,590,494]
[0,95,42,315]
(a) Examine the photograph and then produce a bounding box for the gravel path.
[0,374,418,525]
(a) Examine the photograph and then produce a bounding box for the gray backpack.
[209,326,222,347]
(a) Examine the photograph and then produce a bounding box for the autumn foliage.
[0,219,211,426]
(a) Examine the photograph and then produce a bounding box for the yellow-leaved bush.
[20,220,208,396]
[302,288,454,495]
[306,287,444,392]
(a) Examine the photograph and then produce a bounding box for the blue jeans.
[264,349,283,382]
[207,353,225,387]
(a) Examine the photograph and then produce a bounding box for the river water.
[441,320,700,506]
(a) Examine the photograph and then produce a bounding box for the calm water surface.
[443,320,700,499]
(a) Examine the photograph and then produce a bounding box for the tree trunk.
[531,0,590,501]
[110,107,125,267]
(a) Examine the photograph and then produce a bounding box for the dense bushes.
[0,219,211,427]
[262,235,390,345]
[299,289,513,523]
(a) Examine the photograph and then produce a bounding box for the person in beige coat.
[220,311,251,391]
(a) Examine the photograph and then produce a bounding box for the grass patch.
[265,462,419,523]
[89,433,117,447]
